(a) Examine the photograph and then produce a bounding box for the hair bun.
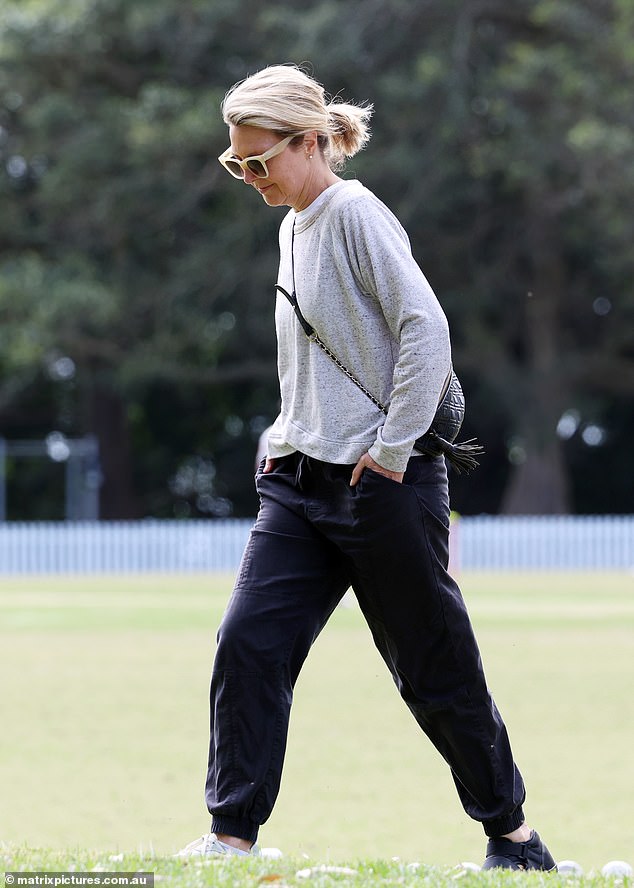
[326,101,373,165]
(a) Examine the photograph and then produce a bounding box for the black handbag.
[412,369,483,473]
[275,225,484,473]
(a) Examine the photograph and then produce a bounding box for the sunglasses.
[218,135,295,179]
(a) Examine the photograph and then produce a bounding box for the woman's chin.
[257,185,284,206]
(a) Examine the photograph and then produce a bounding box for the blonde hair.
[221,64,373,172]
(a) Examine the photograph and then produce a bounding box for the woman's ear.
[302,131,320,158]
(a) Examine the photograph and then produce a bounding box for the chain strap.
[308,331,387,413]
[275,220,389,414]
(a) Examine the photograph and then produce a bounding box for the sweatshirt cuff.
[368,440,413,474]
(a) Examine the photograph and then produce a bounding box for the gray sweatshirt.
[267,179,452,473]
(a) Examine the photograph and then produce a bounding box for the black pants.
[205,453,526,844]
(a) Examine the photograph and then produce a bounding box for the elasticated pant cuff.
[211,816,259,845]
[483,806,526,838]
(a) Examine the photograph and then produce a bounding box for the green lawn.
[0,571,632,876]
[3,850,628,888]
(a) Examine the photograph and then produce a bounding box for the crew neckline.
[293,179,362,230]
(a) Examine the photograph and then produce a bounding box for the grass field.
[1,570,633,882]
[4,850,631,888]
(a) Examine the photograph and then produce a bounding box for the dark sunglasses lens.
[225,159,244,177]
[246,159,267,177]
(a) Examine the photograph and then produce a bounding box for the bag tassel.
[415,431,485,474]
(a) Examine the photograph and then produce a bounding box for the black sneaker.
[482,830,557,871]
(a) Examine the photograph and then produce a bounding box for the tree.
[0,0,282,517]
[455,0,634,513]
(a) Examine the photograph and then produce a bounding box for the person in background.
[177,64,556,872]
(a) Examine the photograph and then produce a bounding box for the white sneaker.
[175,833,260,858]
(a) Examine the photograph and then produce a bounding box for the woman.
[178,64,555,871]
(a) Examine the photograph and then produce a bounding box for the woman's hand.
[350,452,404,486]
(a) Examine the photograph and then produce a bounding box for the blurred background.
[1,0,633,524]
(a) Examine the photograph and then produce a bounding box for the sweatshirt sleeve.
[341,194,452,472]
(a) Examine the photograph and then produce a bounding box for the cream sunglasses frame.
[218,135,296,179]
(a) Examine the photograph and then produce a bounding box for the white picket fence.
[0,520,252,575]
[0,515,632,574]
[454,514,634,571]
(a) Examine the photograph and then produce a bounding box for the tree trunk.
[501,437,569,514]
[500,211,571,514]
[89,384,141,519]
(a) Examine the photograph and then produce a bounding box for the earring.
[308,154,313,160]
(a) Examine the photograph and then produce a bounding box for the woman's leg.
[206,457,351,844]
[345,457,526,837]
